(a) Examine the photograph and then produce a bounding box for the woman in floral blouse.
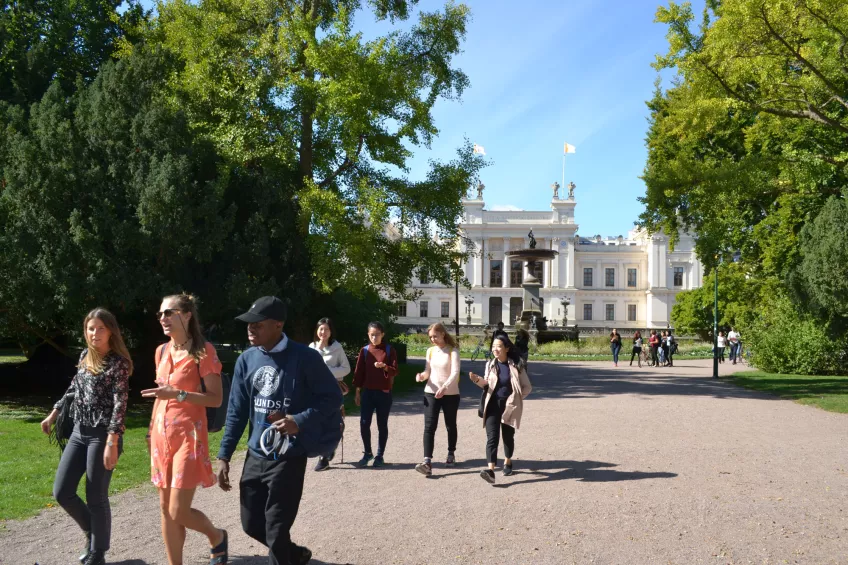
[141,293,227,565]
[40,308,132,565]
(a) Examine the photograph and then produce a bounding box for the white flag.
[473,144,486,155]
[563,142,576,154]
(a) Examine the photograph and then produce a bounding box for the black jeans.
[651,346,659,365]
[630,346,642,365]
[484,396,515,464]
[423,393,460,458]
[718,347,725,362]
[240,451,308,565]
[53,423,118,552]
[360,389,392,456]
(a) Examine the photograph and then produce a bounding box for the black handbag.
[477,385,489,418]
[49,390,75,452]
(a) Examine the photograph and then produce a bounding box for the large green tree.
[151,0,485,299]
[643,0,848,349]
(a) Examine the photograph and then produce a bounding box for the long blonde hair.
[80,308,134,375]
[163,293,208,362]
[427,322,458,349]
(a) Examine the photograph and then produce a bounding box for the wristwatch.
[176,390,188,403]
[106,439,114,447]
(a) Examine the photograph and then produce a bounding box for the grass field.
[730,371,848,414]
[0,348,26,365]
[0,363,421,521]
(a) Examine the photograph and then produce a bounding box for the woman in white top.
[717,331,726,363]
[414,322,461,477]
[309,317,350,471]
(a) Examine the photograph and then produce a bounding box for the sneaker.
[290,543,312,565]
[415,461,432,476]
[372,455,385,467]
[314,457,330,472]
[79,532,92,563]
[83,551,106,565]
[503,462,513,476]
[445,453,456,467]
[357,453,373,467]
[480,469,496,484]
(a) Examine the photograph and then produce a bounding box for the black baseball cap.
[236,296,287,323]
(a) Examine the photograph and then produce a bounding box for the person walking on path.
[666,331,675,368]
[216,296,342,565]
[141,294,228,565]
[514,328,530,365]
[353,321,399,468]
[630,331,643,368]
[468,334,532,485]
[717,331,726,363]
[610,329,622,367]
[728,327,741,364]
[649,330,660,367]
[659,331,669,366]
[40,308,132,565]
[309,317,350,472]
[414,322,461,477]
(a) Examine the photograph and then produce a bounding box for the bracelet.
[145,433,151,438]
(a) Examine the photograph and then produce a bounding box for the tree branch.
[318,134,366,189]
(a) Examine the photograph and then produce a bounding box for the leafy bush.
[747,295,848,375]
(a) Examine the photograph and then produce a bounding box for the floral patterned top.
[53,350,131,435]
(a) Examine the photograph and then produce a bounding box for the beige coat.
[472,358,532,429]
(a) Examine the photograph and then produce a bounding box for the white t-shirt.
[728,331,740,344]
[717,336,727,347]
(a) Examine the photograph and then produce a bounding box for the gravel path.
[3,359,847,565]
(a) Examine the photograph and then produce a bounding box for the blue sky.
[139,0,698,237]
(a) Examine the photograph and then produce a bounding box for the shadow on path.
[419,458,676,487]
[229,557,347,565]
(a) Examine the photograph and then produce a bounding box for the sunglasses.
[156,309,183,319]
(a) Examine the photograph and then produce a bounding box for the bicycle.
[470,327,493,362]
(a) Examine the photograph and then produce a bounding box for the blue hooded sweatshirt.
[217,337,343,461]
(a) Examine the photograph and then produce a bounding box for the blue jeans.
[360,389,392,457]
[611,343,621,364]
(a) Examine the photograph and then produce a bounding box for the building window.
[605,268,615,287]
[674,267,684,287]
[583,267,593,287]
[441,301,450,318]
[419,270,430,285]
[583,304,593,320]
[627,304,636,321]
[627,268,637,288]
[420,301,428,317]
[396,302,407,317]
[605,304,615,321]
[490,260,502,287]
[510,261,523,287]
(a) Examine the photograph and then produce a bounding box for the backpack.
[282,348,343,459]
[157,343,232,433]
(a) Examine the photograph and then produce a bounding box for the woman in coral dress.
[142,293,228,565]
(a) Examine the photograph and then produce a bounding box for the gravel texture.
[2,359,847,565]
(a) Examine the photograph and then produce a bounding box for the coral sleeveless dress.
[150,341,222,489]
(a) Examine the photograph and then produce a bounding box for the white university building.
[396,188,704,331]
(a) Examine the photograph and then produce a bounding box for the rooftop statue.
[568,181,576,199]
[476,181,484,199]
[551,182,560,199]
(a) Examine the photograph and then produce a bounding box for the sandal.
[210,529,228,564]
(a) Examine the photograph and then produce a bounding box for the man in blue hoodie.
[216,296,342,565]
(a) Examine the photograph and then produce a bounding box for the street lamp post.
[465,295,474,326]
[713,261,719,379]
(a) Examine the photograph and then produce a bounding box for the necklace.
[172,337,192,351]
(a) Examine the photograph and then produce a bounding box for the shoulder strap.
[157,343,168,366]
[386,344,390,357]
[364,344,369,356]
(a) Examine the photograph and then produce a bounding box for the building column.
[482,237,490,287]
[551,238,560,287]
[566,239,575,287]
[502,237,511,289]
[473,239,483,287]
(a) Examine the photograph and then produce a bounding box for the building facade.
[396,190,703,331]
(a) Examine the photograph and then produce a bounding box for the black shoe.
[83,550,105,565]
[314,457,330,472]
[503,463,513,476]
[290,543,312,565]
[480,469,496,484]
[79,532,92,563]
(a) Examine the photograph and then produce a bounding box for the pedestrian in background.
[610,329,622,367]
[309,317,350,472]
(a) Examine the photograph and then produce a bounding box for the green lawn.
[729,371,848,414]
[0,348,26,365]
[405,346,713,362]
[0,363,420,521]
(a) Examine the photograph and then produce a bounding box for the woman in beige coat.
[469,334,532,485]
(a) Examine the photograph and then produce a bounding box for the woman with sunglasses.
[40,308,132,565]
[414,322,461,477]
[141,294,228,565]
